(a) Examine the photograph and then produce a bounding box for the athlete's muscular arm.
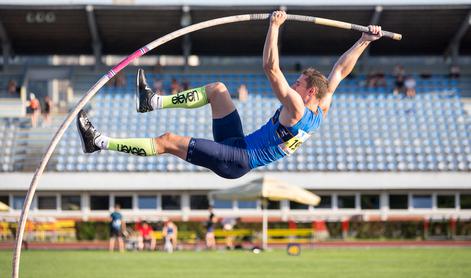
[263,11,304,119]
[321,25,383,115]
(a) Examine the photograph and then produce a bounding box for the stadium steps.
[0,118,25,171]
[12,126,59,172]
[0,98,25,117]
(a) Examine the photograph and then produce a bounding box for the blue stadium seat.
[27,74,466,174]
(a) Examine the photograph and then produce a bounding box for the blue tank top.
[244,106,323,168]
[110,212,122,230]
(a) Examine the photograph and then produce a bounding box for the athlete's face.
[292,74,316,103]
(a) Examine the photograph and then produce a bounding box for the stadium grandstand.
[0,0,471,243]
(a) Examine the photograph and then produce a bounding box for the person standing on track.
[109,204,126,252]
[205,206,217,250]
[162,219,178,252]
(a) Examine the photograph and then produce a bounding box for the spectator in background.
[393,73,405,96]
[449,65,460,79]
[137,221,156,251]
[7,80,19,96]
[162,218,178,253]
[182,80,190,91]
[375,71,387,88]
[115,72,126,88]
[366,70,386,88]
[153,78,165,95]
[237,84,249,102]
[42,96,53,127]
[205,205,217,250]
[393,64,405,77]
[27,93,41,128]
[222,217,239,250]
[109,204,126,252]
[170,78,180,95]
[366,70,377,88]
[405,75,416,98]
[393,64,406,96]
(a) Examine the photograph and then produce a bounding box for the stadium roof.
[0,4,470,56]
[1,1,471,6]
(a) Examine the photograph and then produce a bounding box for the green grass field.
[1,248,471,278]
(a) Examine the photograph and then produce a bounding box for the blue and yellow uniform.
[186,106,323,179]
[245,106,322,168]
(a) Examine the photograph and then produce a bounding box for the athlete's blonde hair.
[302,68,328,100]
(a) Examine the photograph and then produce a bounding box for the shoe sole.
[135,69,141,113]
[76,113,89,153]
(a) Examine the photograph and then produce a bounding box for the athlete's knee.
[206,82,229,95]
[208,81,228,92]
[206,82,231,102]
[156,132,176,153]
[159,132,175,142]
[157,132,190,157]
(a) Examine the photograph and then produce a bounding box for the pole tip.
[393,33,402,41]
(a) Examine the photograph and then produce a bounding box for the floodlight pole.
[0,19,12,70]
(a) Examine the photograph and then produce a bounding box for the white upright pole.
[262,199,268,250]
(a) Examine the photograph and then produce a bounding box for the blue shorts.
[186,110,251,179]
[110,227,122,238]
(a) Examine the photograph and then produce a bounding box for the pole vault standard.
[12,13,401,278]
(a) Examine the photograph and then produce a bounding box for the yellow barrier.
[56,220,76,229]
[0,222,13,239]
[0,220,76,242]
[267,228,313,237]
[214,229,252,237]
[267,229,315,244]
[212,228,315,244]
[151,231,197,241]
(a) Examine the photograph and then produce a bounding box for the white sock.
[94,134,110,150]
[150,95,163,110]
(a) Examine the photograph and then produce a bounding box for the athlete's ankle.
[150,94,162,110]
[94,134,110,150]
